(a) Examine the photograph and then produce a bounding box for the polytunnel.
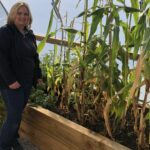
[0,1,149,150]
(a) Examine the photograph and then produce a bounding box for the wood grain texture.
[19,106,131,150]
[35,34,139,60]
[35,35,81,47]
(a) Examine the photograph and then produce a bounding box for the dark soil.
[49,106,150,150]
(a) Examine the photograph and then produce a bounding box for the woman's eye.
[17,12,29,16]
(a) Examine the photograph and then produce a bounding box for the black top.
[0,24,42,88]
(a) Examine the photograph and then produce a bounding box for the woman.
[0,2,42,150]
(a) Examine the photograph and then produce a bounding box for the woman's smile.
[14,6,29,31]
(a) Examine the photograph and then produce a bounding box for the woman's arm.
[0,27,18,87]
[30,31,42,85]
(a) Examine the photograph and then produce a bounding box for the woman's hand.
[9,81,21,89]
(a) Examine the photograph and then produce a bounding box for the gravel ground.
[19,138,39,150]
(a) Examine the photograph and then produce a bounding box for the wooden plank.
[21,109,84,150]
[35,34,81,47]
[35,34,139,60]
[20,121,70,150]
[20,106,131,150]
[21,112,79,150]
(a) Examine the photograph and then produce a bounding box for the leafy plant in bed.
[29,0,150,149]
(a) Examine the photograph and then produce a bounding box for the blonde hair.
[7,1,32,28]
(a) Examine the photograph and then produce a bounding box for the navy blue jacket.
[0,24,42,88]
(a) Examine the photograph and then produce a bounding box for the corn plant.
[36,0,150,149]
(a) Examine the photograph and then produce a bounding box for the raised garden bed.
[19,105,130,150]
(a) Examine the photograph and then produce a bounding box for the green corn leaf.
[130,0,139,24]
[118,6,140,13]
[133,26,144,59]
[103,12,114,40]
[112,8,120,58]
[64,27,82,46]
[112,26,120,62]
[53,0,59,6]
[116,0,124,4]
[143,27,150,53]
[143,57,150,81]
[76,10,90,18]
[48,31,56,37]
[76,11,85,18]
[145,111,150,120]
[89,6,108,16]
[92,0,98,12]
[124,6,140,13]
[138,12,146,24]
[37,10,54,53]
[54,44,58,64]
[142,0,150,10]
[74,48,86,68]
[130,0,139,9]
[132,12,146,58]
[142,28,150,82]
[64,27,84,37]
[111,24,120,74]
[88,8,104,41]
[120,21,133,45]
[63,28,79,34]
[68,32,76,47]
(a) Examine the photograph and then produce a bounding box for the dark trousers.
[0,82,32,150]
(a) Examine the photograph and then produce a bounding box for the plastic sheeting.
[0,1,7,27]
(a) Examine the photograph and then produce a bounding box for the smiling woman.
[0,1,42,150]
[0,1,149,150]
[8,3,32,32]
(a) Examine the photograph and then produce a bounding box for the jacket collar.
[7,24,31,35]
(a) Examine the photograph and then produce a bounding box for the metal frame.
[0,1,8,15]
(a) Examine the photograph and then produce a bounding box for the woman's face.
[14,6,29,29]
